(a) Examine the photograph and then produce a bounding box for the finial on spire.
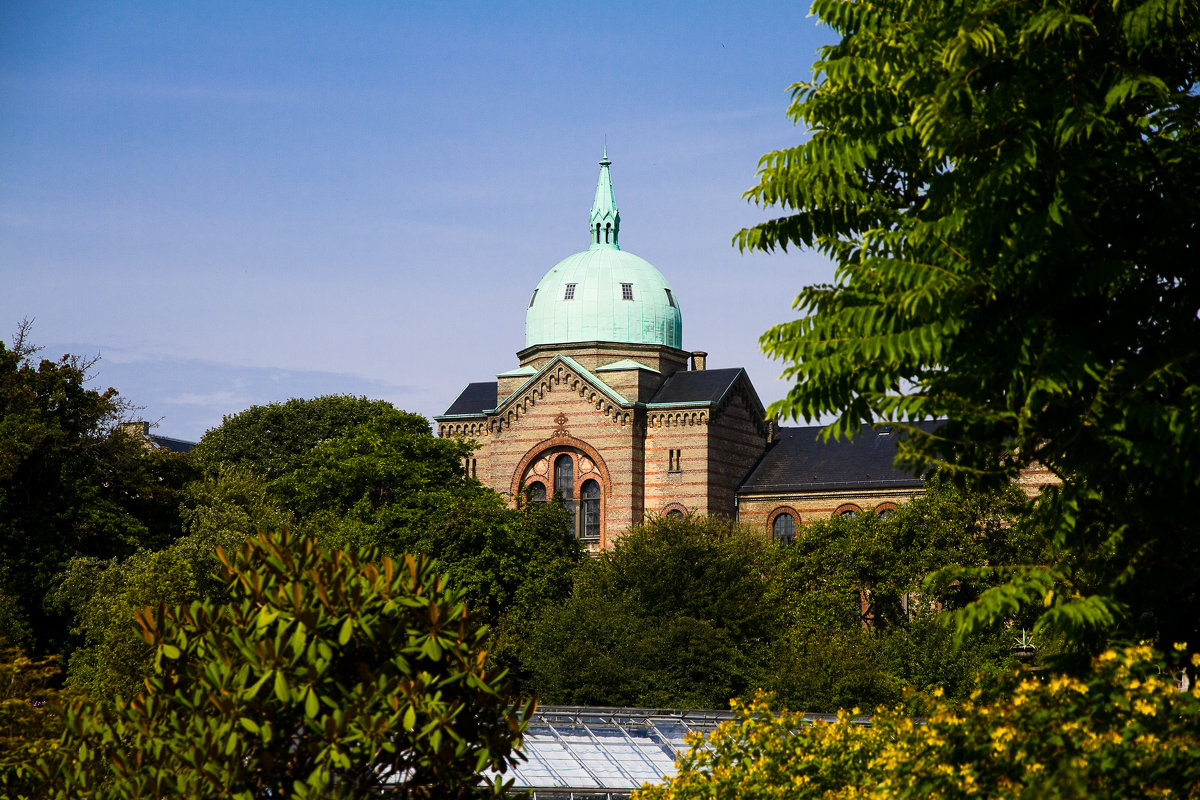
[590,147,620,249]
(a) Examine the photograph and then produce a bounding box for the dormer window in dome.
[564,283,576,300]
[665,288,676,308]
[621,283,634,301]
[528,289,538,308]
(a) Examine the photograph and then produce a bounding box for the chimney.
[691,351,707,371]
[119,421,150,438]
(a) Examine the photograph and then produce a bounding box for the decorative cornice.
[485,355,635,434]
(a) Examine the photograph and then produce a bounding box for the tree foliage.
[52,467,295,699]
[192,395,395,480]
[525,486,1041,711]
[768,476,1045,711]
[39,530,530,799]
[738,0,1200,655]
[0,648,80,800]
[637,646,1200,800]
[272,409,583,640]
[0,330,194,655]
[525,516,787,708]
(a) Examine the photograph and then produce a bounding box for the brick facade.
[435,156,1054,549]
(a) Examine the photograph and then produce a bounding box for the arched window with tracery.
[580,480,601,541]
[554,454,576,534]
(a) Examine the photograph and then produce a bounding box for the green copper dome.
[525,151,683,350]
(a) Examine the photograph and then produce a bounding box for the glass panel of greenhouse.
[506,706,732,798]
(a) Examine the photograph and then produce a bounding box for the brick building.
[435,153,941,549]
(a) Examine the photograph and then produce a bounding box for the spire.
[589,146,620,250]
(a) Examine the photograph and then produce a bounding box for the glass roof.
[496,705,870,798]
[505,706,732,797]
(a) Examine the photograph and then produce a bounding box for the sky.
[2,1,838,442]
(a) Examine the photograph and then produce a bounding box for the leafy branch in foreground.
[638,645,1200,800]
[38,530,531,800]
[738,0,1200,656]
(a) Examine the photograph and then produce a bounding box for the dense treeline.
[4,329,1194,794]
[1,326,1047,717]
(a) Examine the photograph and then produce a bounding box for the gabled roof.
[647,367,744,405]
[595,358,659,374]
[439,382,499,418]
[150,435,196,453]
[738,421,941,494]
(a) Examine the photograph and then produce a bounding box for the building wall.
[737,488,925,539]
[643,409,713,517]
[705,393,770,517]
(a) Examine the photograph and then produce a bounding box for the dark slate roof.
[440,382,499,417]
[648,368,743,405]
[150,435,196,453]
[738,421,942,494]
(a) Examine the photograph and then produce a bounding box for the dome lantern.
[524,152,682,350]
[589,146,620,249]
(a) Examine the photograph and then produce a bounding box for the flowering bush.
[637,646,1200,799]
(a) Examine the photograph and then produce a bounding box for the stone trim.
[647,409,709,427]
[509,435,613,503]
[660,502,689,518]
[489,359,634,434]
[767,506,801,533]
[438,420,488,438]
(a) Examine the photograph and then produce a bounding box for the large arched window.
[554,454,576,535]
[580,480,601,541]
[772,512,797,545]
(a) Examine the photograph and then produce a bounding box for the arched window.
[772,513,796,545]
[554,454,576,535]
[667,509,684,520]
[605,222,611,243]
[834,503,862,520]
[580,480,601,541]
[526,482,547,503]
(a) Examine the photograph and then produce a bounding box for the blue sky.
[2,2,837,441]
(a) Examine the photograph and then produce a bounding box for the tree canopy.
[637,646,1200,800]
[39,531,530,799]
[0,331,194,655]
[738,0,1200,656]
[192,395,395,480]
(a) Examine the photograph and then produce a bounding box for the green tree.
[53,467,295,700]
[270,408,476,549]
[192,395,395,480]
[272,409,583,644]
[0,329,194,655]
[526,516,783,708]
[738,0,1200,655]
[637,646,1200,800]
[0,648,81,800]
[39,530,531,799]
[767,477,1044,711]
